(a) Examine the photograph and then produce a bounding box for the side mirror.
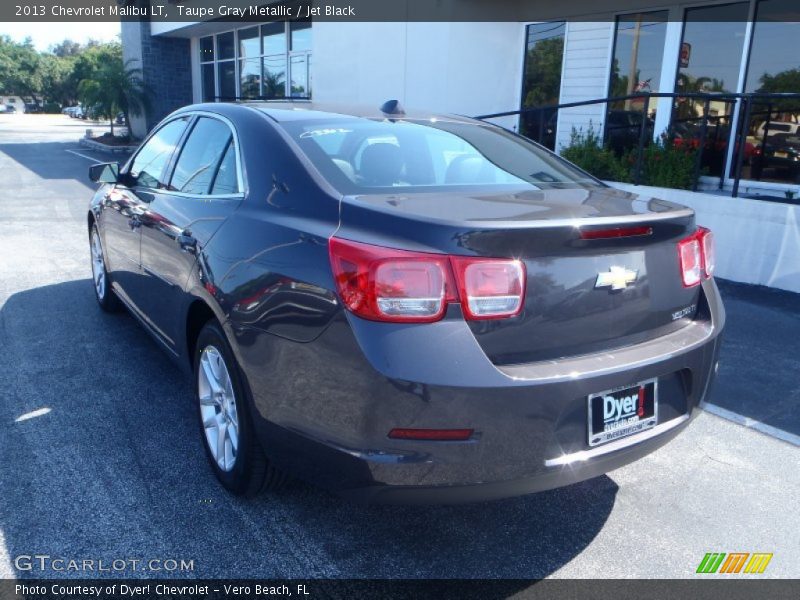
[89,162,120,184]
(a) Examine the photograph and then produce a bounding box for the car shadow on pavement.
[711,279,800,437]
[0,142,118,189]
[0,279,617,581]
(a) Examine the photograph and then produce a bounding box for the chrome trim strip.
[544,414,690,467]
[498,319,715,383]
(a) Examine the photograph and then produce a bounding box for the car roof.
[238,100,479,125]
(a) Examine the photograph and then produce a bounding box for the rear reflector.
[388,428,474,441]
[579,226,653,240]
[329,237,526,323]
[677,227,715,287]
[451,257,525,320]
[699,227,715,278]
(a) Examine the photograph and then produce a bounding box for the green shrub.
[638,135,698,190]
[559,126,700,189]
[42,102,61,114]
[560,125,631,183]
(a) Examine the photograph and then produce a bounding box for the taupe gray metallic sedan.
[86,101,724,503]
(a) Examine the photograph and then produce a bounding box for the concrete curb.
[79,137,137,155]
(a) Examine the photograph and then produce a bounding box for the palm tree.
[79,57,149,138]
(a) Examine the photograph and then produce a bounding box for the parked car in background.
[5,105,17,114]
[115,112,126,126]
[755,120,800,141]
[751,133,800,181]
[86,102,724,504]
[605,109,655,155]
[24,103,42,114]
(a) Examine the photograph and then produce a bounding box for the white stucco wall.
[311,22,523,130]
[609,183,800,294]
[555,21,615,151]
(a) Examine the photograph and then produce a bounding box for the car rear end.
[263,111,724,503]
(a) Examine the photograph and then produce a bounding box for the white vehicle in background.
[756,120,800,140]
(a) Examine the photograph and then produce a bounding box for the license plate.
[588,378,658,447]
[774,151,789,159]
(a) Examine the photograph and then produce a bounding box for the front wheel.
[90,225,121,312]
[194,320,286,496]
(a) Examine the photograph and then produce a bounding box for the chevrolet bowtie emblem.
[595,266,638,291]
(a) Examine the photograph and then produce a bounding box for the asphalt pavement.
[0,114,798,580]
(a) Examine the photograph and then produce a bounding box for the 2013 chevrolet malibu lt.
[86,102,724,504]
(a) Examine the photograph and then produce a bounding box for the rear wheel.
[90,225,121,312]
[194,320,286,496]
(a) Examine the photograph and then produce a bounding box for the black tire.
[90,224,122,312]
[194,319,286,496]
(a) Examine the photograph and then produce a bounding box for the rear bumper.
[236,278,724,504]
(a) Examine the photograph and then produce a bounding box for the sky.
[0,22,120,52]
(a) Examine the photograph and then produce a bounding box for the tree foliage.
[77,44,149,136]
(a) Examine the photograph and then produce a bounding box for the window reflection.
[519,21,565,150]
[607,12,667,154]
[741,0,800,184]
[673,3,748,177]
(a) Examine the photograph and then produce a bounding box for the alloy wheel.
[90,230,106,300]
[198,345,240,472]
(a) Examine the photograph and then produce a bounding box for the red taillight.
[328,238,455,323]
[677,227,715,287]
[451,257,525,320]
[328,238,526,322]
[388,428,474,441]
[579,226,653,240]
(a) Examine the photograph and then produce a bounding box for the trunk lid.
[337,185,702,365]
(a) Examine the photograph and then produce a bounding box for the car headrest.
[359,143,403,186]
[445,154,494,184]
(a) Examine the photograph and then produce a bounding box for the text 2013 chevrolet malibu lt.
[87,102,724,504]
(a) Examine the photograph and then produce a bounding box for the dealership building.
[121,0,799,292]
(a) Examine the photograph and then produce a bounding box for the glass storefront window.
[216,32,235,61]
[290,55,309,98]
[263,55,287,99]
[240,58,261,99]
[674,3,749,177]
[607,11,667,154]
[238,26,260,60]
[740,0,800,184]
[200,36,214,63]
[201,23,311,102]
[519,21,565,149]
[217,61,236,100]
[201,63,215,102]
[290,20,312,52]
[262,22,286,56]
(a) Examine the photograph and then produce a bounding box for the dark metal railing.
[476,92,800,199]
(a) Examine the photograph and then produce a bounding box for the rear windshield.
[279,117,601,194]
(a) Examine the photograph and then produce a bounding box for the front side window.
[129,118,190,189]
[280,117,599,194]
[170,117,237,195]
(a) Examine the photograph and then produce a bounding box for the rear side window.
[170,117,238,195]
[129,117,189,188]
[210,142,239,195]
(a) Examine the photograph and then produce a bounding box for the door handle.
[178,231,197,254]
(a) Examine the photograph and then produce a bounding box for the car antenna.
[380,99,405,119]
